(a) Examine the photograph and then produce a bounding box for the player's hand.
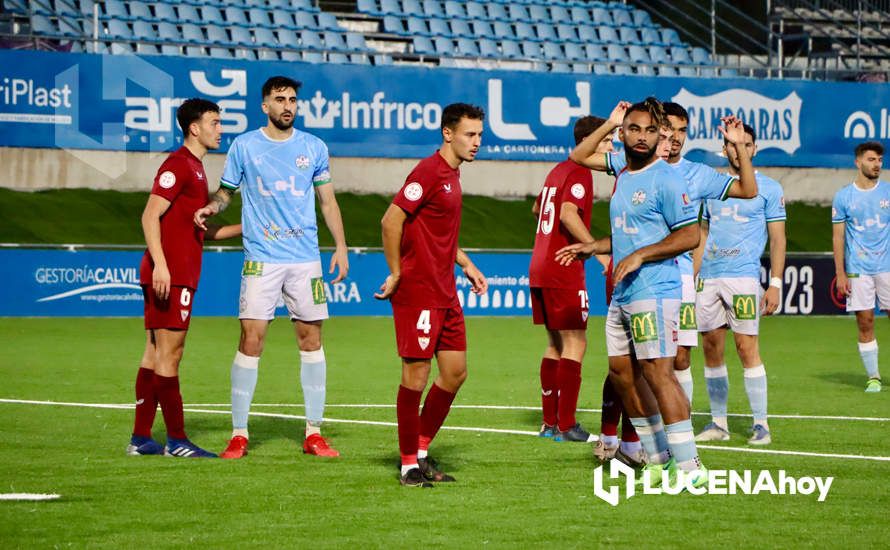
[463,264,488,295]
[193,205,216,230]
[555,242,597,266]
[612,252,643,283]
[152,263,171,301]
[374,273,400,300]
[835,273,851,297]
[717,116,744,145]
[595,254,611,275]
[609,101,632,126]
[761,286,780,316]
[329,246,349,284]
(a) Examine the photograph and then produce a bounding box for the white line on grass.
[2,398,889,462]
[0,493,60,501]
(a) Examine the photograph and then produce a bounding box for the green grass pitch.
[0,315,888,548]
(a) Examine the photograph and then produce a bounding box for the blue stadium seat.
[248,9,271,29]
[585,44,606,61]
[636,65,655,76]
[529,5,550,22]
[104,0,130,20]
[611,8,633,26]
[380,0,401,15]
[515,22,536,41]
[351,54,372,65]
[186,46,207,57]
[443,1,465,19]
[403,0,423,17]
[54,0,80,17]
[570,7,589,24]
[181,24,205,44]
[105,20,130,39]
[450,20,472,38]
[177,5,200,24]
[535,23,556,41]
[318,13,341,30]
[200,6,224,25]
[593,63,610,75]
[456,38,479,56]
[640,27,663,45]
[500,40,521,59]
[407,18,429,36]
[258,50,280,61]
[563,42,584,61]
[471,20,493,38]
[234,48,256,60]
[551,62,571,73]
[487,3,508,21]
[493,21,514,39]
[428,18,450,37]
[301,30,323,50]
[607,44,629,62]
[136,43,160,55]
[678,65,697,76]
[433,37,452,54]
[628,45,649,63]
[556,24,578,43]
[295,12,317,29]
[268,0,310,9]
[633,9,654,27]
[671,47,692,64]
[648,45,669,64]
[508,5,530,22]
[551,6,571,24]
[328,52,350,64]
[592,7,612,25]
[383,16,405,34]
[129,2,153,21]
[598,25,619,44]
[225,8,249,26]
[521,41,542,59]
[160,44,180,56]
[302,51,324,63]
[661,28,682,46]
[478,38,498,57]
[374,54,393,65]
[722,67,739,77]
[278,30,300,49]
[229,26,253,46]
[619,27,641,45]
[577,26,599,43]
[692,47,711,64]
[132,20,155,40]
[254,28,278,47]
[356,0,378,15]
[345,32,369,51]
[156,22,181,41]
[659,66,679,76]
[542,42,564,60]
[206,26,229,45]
[466,2,486,20]
[153,4,177,23]
[110,42,134,54]
[323,31,349,51]
[571,63,589,73]
[413,36,434,54]
[272,11,297,30]
[281,51,301,61]
[613,63,633,75]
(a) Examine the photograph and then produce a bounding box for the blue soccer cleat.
[747,424,772,446]
[126,435,164,456]
[538,423,558,438]
[164,438,218,458]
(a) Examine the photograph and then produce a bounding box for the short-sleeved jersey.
[139,147,209,290]
[391,151,462,308]
[605,151,627,177]
[610,159,698,305]
[529,159,594,289]
[832,180,890,275]
[220,128,331,263]
[701,172,786,279]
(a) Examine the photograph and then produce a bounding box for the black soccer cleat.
[554,423,596,443]
[400,467,433,488]
[418,457,456,482]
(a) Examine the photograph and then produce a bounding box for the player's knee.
[298,334,322,352]
[674,354,691,371]
[239,333,265,356]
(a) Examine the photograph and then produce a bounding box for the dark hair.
[724,123,757,145]
[441,103,485,130]
[662,102,689,122]
[624,97,667,129]
[176,98,220,135]
[262,75,301,99]
[855,141,885,157]
[574,115,608,145]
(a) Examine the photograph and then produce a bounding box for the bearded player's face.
[263,86,297,131]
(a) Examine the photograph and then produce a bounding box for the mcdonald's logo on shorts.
[679,302,697,330]
[242,261,264,276]
[630,311,658,343]
[733,294,757,320]
[310,277,327,305]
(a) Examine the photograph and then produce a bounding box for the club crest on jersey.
[418,336,430,350]
[881,199,890,209]
[295,155,310,169]
[632,190,646,205]
[180,309,189,322]
[404,182,423,201]
[571,183,586,199]
[158,171,176,189]
[681,193,691,205]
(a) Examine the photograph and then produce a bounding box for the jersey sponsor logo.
[671,88,801,155]
[696,278,704,292]
[310,277,327,305]
[613,211,639,234]
[571,183,586,199]
[242,261,264,276]
[180,309,189,322]
[296,155,310,169]
[679,302,697,330]
[733,294,757,320]
[404,182,423,201]
[630,311,658,343]
[158,171,176,189]
[631,190,646,205]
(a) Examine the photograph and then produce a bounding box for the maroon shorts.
[531,287,589,331]
[392,303,466,359]
[143,285,195,331]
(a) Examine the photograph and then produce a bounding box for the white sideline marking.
[0,493,60,501]
[1,398,889,462]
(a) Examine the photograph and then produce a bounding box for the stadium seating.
[8,0,724,75]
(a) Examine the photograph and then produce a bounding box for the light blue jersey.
[671,158,734,276]
[701,172,786,279]
[221,128,332,263]
[832,180,890,275]
[610,159,698,304]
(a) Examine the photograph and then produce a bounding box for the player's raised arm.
[142,194,173,300]
[194,186,234,230]
[456,248,487,295]
[375,203,407,300]
[568,100,630,170]
[316,183,349,283]
[720,116,758,199]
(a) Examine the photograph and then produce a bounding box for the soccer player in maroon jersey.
[375,103,488,487]
[128,98,241,458]
[529,116,610,443]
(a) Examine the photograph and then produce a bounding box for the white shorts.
[239,260,329,322]
[605,298,680,360]
[696,277,761,335]
[847,272,890,312]
[678,273,698,347]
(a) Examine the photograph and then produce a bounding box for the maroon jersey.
[391,151,462,308]
[139,147,209,290]
[529,159,593,289]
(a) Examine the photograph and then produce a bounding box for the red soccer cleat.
[220,435,249,459]
[302,433,340,458]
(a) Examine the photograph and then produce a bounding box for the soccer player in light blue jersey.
[559,98,717,484]
[693,124,786,445]
[571,102,757,407]
[195,76,349,458]
[832,141,889,393]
